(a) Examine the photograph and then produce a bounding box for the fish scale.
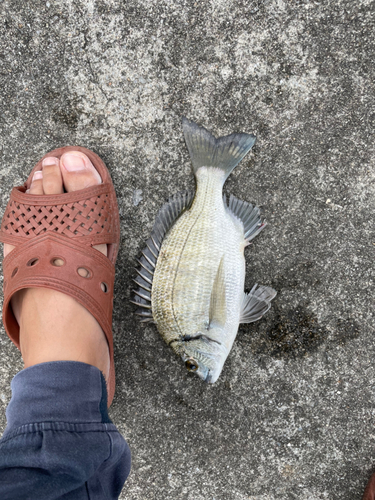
[132,117,277,382]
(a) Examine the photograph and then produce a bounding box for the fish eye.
[185,358,199,372]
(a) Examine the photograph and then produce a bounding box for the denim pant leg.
[0,361,131,500]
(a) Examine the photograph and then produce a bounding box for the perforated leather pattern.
[1,192,112,239]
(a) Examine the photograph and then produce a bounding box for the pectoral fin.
[209,257,227,327]
[240,284,277,323]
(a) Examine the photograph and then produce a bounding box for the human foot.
[3,152,110,382]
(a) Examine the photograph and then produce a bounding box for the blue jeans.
[0,361,131,499]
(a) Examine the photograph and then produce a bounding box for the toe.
[42,157,63,195]
[60,151,102,192]
[29,170,44,195]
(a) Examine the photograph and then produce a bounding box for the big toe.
[60,151,102,192]
[60,151,107,258]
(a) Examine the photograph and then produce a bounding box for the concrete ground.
[0,0,374,498]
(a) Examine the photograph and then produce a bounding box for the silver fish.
[132,117,276,383]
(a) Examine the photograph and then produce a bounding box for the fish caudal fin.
[225,193,266,243]
[239,284,277,324]
[131,191,194,322]
[182,117,256,180]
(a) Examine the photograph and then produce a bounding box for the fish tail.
[182,117,256,180]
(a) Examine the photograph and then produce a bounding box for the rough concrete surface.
[0,0,374,498]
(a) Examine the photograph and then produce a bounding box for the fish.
[131,117,276,383]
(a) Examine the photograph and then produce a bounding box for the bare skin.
[3,152,110,382]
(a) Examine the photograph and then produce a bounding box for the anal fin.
[239,284,277,323]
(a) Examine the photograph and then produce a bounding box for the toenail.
[42,157,58,167]
[32,171,43,181]
[61,153,86,172]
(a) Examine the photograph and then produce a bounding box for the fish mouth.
[204,371,213,383]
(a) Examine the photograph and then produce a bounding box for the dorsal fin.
[131,191,194,322]
[209,257,227,328]
[225,193,266,242]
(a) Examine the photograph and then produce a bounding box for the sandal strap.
[2,232,117,405]
[0,183,119,261]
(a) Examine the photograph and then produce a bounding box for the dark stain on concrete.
[53,100,82,130]
[262,306,328,358]
[53,105,81,130]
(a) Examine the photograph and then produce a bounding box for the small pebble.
[133,189,143,206]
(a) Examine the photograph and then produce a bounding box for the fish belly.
[152,172,246,348]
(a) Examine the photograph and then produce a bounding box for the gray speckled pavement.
[0,1,374,499]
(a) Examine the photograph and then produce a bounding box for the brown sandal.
[363,473,375,500]
[0,146,120,407]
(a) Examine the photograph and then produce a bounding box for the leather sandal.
[0,146,120,407]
